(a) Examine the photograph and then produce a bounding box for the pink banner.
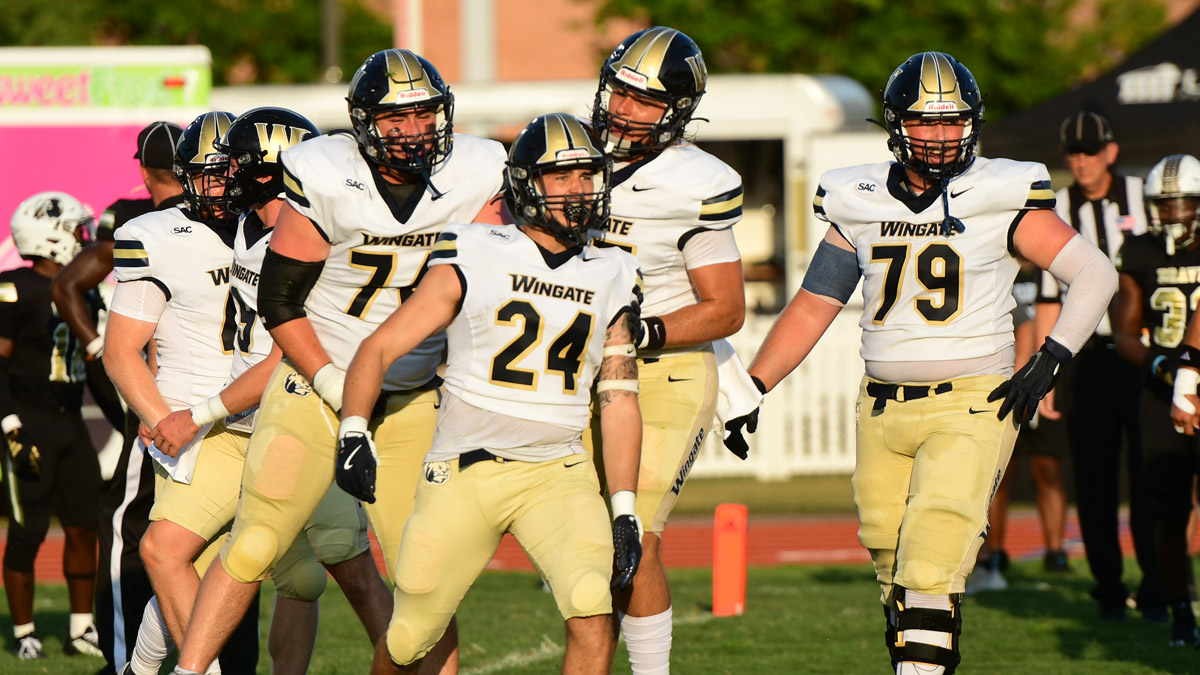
[0,124,180,270]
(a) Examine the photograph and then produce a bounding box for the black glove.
[987,337,1072,427]
[335,431,377,504]
[611,514,642,591]
[722,376,766,460]
[1146,353,1180,386]
[5,425,40,480]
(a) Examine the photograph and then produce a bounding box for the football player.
[49,120,186,673]
[1124,154,1200,645]
[104,110,266,674]
[584,27,745,672]
[173,49,510,675]
[726,52,1117,674]
[339,112,642,675]
[1,192,103,660]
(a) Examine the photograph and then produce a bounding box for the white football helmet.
[9,191,92,265]
[1145,154,1200,256]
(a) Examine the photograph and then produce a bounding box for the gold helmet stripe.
[537,114,601,164]
[254,123,312,163]
[908,52,969,113]
[1162,154,1185,195]
[609,26,676,92]
[189,113,232,164]
[381,49,434,104]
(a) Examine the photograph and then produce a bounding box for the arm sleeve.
[1045,235,1119,353]
[681,228,740,270]
[109,279,168,323]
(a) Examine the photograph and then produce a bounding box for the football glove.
[336,417,377,504]
[722,376,766,460]
[2,416,39,480]
[611,514,643,591]
[987,337,1072,427]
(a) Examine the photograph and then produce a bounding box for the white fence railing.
[691,310,866,480]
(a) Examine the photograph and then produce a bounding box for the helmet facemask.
[350,98,454,175]
[176,156,234,224]
[592,76,696,159]
[886,110,980,184]
[511,161,611,248]
[1149,196,1200,256]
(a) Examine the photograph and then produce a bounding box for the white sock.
[619,607,672,675]
[13,622,34,639]
[896,591,952,675]
[69,612,94,637]
[130,598,174,675]
[204,658,222,675]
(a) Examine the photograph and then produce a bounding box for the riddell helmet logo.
[615,67,648,89]
[555,148,591,161]
[924,100,958,112]
[395,88,431,102]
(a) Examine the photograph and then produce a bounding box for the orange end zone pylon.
[713,502,748,616]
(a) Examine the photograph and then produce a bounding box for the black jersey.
[96,198,156,242]
[0,266,100,411]
[1116,233,1200,362]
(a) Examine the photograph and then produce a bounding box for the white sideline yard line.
[461,613,716,674]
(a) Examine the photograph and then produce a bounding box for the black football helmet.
[175,111,236,215]
[214,107,319,214]
[506,114,611,247]
[346,49,454,174]
[592,26,707,159]
[881,52,983,182]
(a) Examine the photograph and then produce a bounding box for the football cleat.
[65,622,104,657]
[14,633,45,660]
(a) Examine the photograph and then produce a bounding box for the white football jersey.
[592,141,742,354]
[814,157,1055,363]
[281,132,506,389]
[429,223,641,434]
[112,206,236,407]
[227,211,274,383]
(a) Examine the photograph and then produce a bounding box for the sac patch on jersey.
[280,132,506,389]
[430,223,641,430]
[113,206,235,406]
[593,141,742,320]
[814,157,1053,363]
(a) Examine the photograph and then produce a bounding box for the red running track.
[4,508,1179,582]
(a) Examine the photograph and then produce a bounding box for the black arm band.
[801,239,861,304]
[0,354,15,420]
[643,316,667,351]
[1181,345,1200,370]
[258,248,326,330]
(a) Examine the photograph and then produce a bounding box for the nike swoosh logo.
[666,375,692,383]
[343,446,360,470]
[631,185,655,192]
[968,407,993,415]
[564,459,587,468]
[950,187,973,198]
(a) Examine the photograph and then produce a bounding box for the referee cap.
[134,121,184,170]
[1060,111,1114,154]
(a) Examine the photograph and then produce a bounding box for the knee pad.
[222,525,280,583]
[885,586,962,674]
[385,617,440,667]
[561,570,610,619]
[272,554,328,602]
[306,522,366,567]
[4,508,50,573]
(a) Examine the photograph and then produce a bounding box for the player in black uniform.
[1114,154,1200,646]
[2,192,104,660]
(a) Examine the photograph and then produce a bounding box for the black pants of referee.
[1062,341,1166,615]
[94,411,259,675]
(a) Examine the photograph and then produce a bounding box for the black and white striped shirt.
[1038,173,1147,336]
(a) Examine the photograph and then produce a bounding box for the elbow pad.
[258,248,325,330]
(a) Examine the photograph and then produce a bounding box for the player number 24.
[490,300,595,394]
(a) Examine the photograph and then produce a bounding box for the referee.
[1035,110,1165,621]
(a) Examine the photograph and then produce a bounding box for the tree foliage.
[593,0,1170,119]
[0,0,392,85]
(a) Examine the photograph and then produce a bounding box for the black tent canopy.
[984,9,1200,170]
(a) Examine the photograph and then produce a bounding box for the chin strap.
[939,182,966,237]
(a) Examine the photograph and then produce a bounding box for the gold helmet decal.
[904,52,971,114]
[186,112,232,164]
[253,123,312,163]
[608,26,698,93]
[1161,154,1185,195]
[535,114,603,165]
[380,49,436,105]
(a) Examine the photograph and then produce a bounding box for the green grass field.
[2,557,1197,674]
